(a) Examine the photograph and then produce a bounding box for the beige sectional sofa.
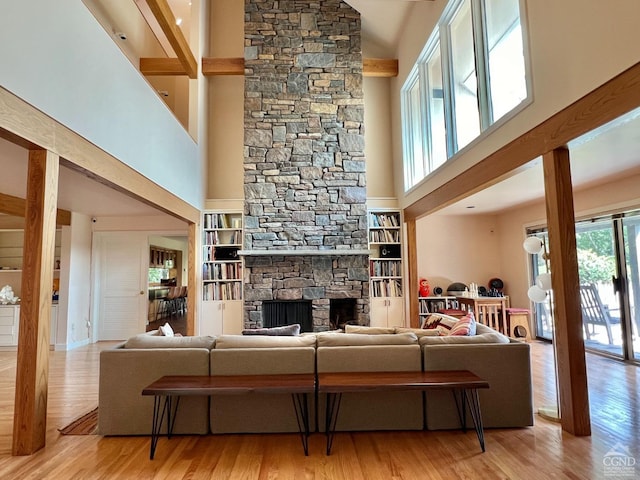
[98,320,533,438]
[209,335,317,433]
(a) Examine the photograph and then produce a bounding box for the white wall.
[416,214,503,295]
[393,0,640,208]
[91,215,188,232]
[0,0,203,209]
[60,213,93,350]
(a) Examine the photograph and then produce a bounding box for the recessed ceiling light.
[176,17,182,26]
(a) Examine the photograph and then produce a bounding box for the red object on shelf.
[419,278,430,297]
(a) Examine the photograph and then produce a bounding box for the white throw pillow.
[159,322,174,337]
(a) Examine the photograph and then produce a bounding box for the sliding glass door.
[621,214,640,361]
[532,211,640,362]
[575,219,623,357]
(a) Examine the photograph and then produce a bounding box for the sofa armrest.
[98,347,210,436]
[422,340,533,429]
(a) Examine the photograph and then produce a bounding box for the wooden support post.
[186,222,197,336]
[12,149,59,455]
[406,218,419,328]
[543,147,591,436]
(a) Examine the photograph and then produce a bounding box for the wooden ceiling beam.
[141,57,399,77]
[139,57,186,76]
[0,192,71,226]
[145,0,197,78]
[201,57,245,76]
[363,58,399,77]
[199,57,398,77]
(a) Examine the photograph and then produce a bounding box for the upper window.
[401,0,529,190]
[485,0,528,122]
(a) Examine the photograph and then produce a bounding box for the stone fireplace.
[242,0,369,331]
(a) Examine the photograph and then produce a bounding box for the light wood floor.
[0,341,637,479]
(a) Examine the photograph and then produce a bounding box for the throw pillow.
[449,314,476,336]
[242,324,301,336]
[421,314,457,335]
[159,322,174,337]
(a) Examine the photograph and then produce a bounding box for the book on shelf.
[202,281,242,301]
[369,212,400,228]
[370,259,401,277]
[371,278,402,297]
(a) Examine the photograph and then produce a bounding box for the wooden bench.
[317,370,489,455]
[142,374,315,459]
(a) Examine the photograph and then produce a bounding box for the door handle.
[612,276,622,295]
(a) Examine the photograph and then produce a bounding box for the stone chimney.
[243,0,369,330]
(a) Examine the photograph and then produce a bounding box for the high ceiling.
[2,1,639,220]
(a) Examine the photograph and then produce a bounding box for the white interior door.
[95,232,148,341]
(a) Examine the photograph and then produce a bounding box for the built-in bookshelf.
[368,209,404,328]
[202,212,243,301]
[368,210,403,299]
[419,296,458,322]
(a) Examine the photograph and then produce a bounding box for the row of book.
[203,262,242,281]
[419,299,447,314]
[202,281,242,301]
[369,229,400,243]
[370,260,402,277]
[368,213,400,228]
[203,230,242,246]
[203,213,242,230]
[371,279,402,297]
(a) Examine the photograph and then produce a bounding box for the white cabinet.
[0,306,18,345]
[369,297,405,328]
[200,300,243,336]
[0,305,57,347]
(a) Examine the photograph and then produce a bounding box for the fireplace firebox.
[263,300,313,333]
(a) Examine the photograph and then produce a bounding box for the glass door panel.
[576,220,623,356]
[622,215,640,361]
[531,231,553,340]
[531,212,639,363]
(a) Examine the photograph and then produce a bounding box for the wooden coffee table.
[317,370,489,455]
[142,374,316,459]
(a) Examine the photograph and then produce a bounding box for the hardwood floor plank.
[0,340,637,478]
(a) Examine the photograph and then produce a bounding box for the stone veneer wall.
[243,0,369,330]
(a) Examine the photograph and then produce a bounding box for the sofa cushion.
[395,327,442,338]
[345,325,396,335]
[419,330,510,345]
[317,332,418,346]
[123,333,216,349]
[214,334,317,349]
[242,324,300,336]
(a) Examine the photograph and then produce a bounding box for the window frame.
[401,0,531,192]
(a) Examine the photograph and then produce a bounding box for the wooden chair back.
[579,283,614,345]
